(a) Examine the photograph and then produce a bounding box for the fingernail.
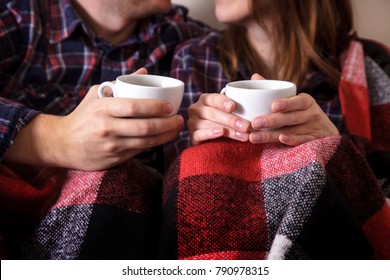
[235,131,248,140]
[177,115,184,125]
[224,100,234,111]
[274,101,286,111]
[212,127,223,135]
[251,133,265,143]
[253,118,266,129]
[235,120,249,131]
[164,103,174,114]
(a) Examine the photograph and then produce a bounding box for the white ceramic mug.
[98,74,185,115]
[220,80,296,121]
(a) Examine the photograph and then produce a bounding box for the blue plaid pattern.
[0,0,211,168]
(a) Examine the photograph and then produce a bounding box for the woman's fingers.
[190,94,250,132]
[249,126,317,146]
[187,93,251,144]
[188,118,249,145]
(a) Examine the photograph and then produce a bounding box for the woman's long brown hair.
[219,0,354,88]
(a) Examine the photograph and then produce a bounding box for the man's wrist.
[3,114,65,168]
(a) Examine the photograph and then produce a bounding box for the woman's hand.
[187,73,265,146]
[4,68,184,171]
[188,93,251,145]
[248,73,338,146]
[249,93,339,146]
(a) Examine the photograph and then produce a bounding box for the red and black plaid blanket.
[0,160,163,259]
[158,39,390,260]
[159,137,390,259]
[0,39,389,260]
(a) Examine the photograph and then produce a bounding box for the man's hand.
[4,69,184,171]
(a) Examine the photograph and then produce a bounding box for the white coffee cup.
[98,74,185,115]
[220,80,296,121]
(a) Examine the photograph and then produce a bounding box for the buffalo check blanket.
[0,160,162,259]
[159,137,390,260]
[0,39,389,260]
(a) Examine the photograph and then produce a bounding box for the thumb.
[251,73,265,80]
[133,67,148,75]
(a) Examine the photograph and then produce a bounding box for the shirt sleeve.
[0,0,20,70]
[0,99,40,160]
[0,1,40,160]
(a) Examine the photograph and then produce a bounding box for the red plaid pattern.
[160,137,390,260]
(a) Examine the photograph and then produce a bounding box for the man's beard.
[101,0,171,20]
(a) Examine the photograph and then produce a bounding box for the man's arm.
[3,79,184,171]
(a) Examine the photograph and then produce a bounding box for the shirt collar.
[48,3,188,46]
[49,0,84,44]
[48,0,153,45]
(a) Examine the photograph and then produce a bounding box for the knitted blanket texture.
[0,160,162,259]
[158,39,390,260]
[0,40,389,260]
[159,137,390,260]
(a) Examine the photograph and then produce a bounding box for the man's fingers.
[101,115,183,137]
[104,98,175,118]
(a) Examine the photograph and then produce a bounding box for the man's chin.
[156,2,172,15]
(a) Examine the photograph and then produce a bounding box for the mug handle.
[98,81,116,98]
[220,87,226,95]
